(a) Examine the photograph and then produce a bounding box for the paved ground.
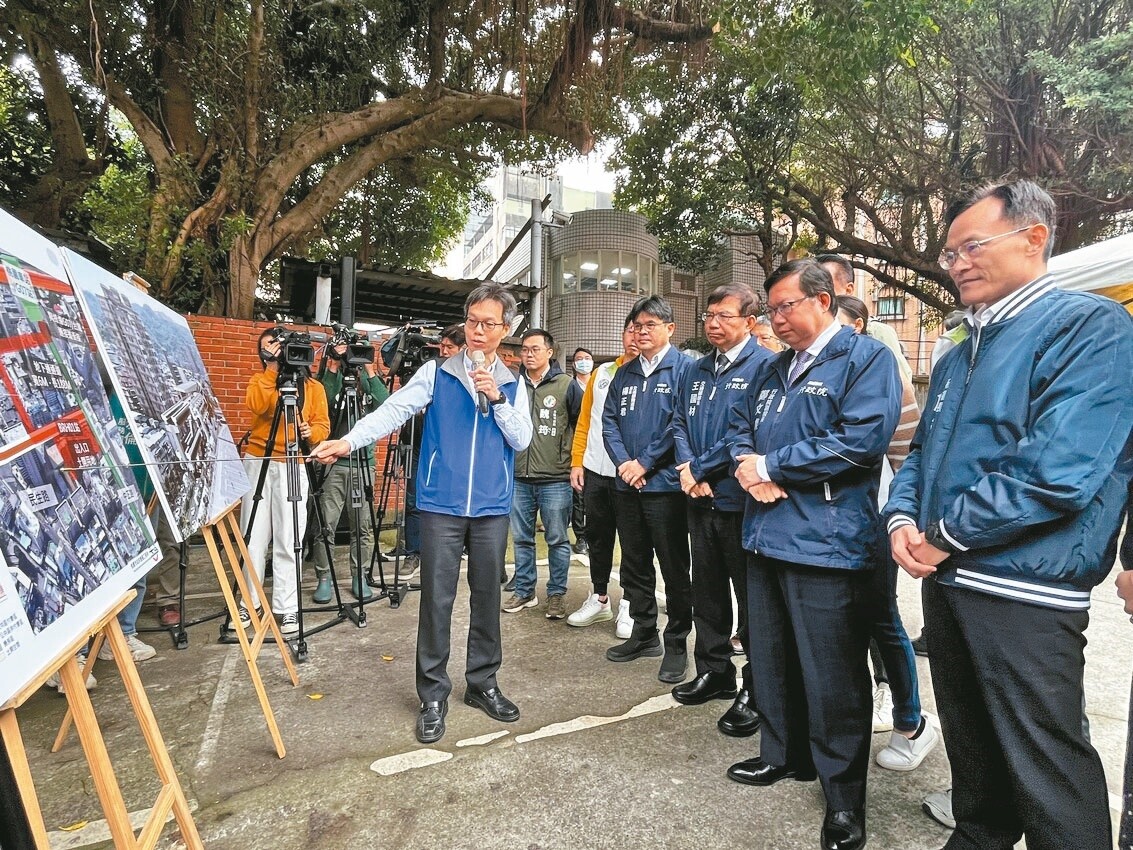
[12,535,1132,850]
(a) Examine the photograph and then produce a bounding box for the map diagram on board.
[0,248,158,646]
[64,250,248,542]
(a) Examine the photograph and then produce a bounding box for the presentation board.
[64,251,248,542]
[0,209,160,707]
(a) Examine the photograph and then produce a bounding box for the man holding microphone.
[311,284,532,744]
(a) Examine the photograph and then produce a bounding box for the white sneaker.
[280,613,299,635]
[922,789,955,829]
[567,594,613,627]
[45,656,97,693]
[872,682,894,732]
[98,634,157,663]
[615,599,633,640]
[876,717,939,771]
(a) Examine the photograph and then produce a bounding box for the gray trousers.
[151,509,182,605]
[313,463,374,577]
[417,510,509,703]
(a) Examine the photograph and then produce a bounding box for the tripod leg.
[174,541,189,649]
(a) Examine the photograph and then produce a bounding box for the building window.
[674,273,696,292]
[877,296,905,319]
[555,251,657,296]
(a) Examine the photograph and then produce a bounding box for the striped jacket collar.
[964,273,1058,330]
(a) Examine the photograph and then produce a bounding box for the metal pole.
[530,198,543,328]
[340,256,356,328]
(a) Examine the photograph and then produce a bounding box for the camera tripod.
[221,366,356,662]
[370,410,422,608]
[307,357,392,618]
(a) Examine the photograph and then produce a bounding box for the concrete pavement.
[12,541,1131,849]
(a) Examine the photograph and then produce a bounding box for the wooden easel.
[0,593,203,850]
[52,501,298,759]
[198,500,300,758]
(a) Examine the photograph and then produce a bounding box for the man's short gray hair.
[947,180,1057,260]
[465,282,518,326]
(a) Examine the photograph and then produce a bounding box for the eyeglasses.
[630,321,667,332]
[765,296,814,318]
[519,346,547,355]
[464,317,507,331]
[938,225,1034,270]
[700,312,744,323]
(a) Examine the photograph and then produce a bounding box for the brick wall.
[186,315,396,501]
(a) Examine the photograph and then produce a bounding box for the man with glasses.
[312,284,532,745]
[671,285,774,737]
[503,329,581,619]
[601,296,693,684]
[727,259,900,850]
[885,180,1133,850]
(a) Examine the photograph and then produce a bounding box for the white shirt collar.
[716,337,749,370]
[798,318,842,362]
[639,343,671,376]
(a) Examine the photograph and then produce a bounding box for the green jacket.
[514,362,581,482]
[321,366,389,466]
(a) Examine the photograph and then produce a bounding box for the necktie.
[788,351,813,386]
[715,352,728,374]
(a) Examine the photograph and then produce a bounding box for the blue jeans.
[510,480,572,599]
[867,552,921,732]
[120,575,146,637]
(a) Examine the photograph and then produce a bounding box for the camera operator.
[240,328,330,635]
[396,324,466,579]
[312,284,531,744]
[311,335,389,603]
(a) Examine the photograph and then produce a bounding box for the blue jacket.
[417,359,521,517]
[884,286,1133,609]
[673,338,775,512]
[729,325,901,568]
[602,345,692,493]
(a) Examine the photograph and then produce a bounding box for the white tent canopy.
[1049,232,1133,311]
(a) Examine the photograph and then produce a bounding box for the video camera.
[265,326,323,371]
[328,323,379,368]
[380,322,440,382]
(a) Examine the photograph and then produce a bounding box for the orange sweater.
[571,355,625,468]
[243,370,330,461]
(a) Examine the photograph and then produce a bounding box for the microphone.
[469,349,489,414]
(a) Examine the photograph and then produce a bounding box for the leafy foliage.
[612,0,1133,313]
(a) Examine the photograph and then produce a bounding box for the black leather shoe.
[821,807,866,850]
[726,758,817,786]
[463,687,520,722]
[658,649,688,684]
[717,689,761,737]
[672,671,738,705]
[415,700,447,744]
[606,634,663,662]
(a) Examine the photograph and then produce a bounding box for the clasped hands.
[889,526,950,579]
[677,462,713,498]
[734,454,788,503]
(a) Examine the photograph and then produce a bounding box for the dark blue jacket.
[673,338,775,512]
[729,325,901,568]
[884,287,1133,609]
[602,345,692,493]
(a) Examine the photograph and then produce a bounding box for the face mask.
[574,359,594,374]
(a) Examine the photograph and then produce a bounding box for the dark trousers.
[747,555,872,810]
[571,487,586,544]
[922,579,1110,850]
[864,551,921,731]
[416,511,509,703]
[688,507,751,690]
[612,490,691,651]
[583,470,618,594]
